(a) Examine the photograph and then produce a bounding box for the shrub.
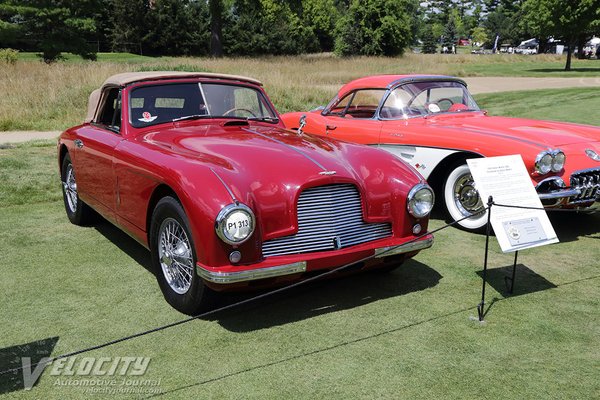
[0,48,18,64]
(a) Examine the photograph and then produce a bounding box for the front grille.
[261,184,393,257]
[569,168,600,203]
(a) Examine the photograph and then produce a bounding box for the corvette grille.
[261,184,392,258]
[569,168,600,203]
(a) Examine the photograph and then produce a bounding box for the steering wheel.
[436,98,455,109]
[222,108,257,117]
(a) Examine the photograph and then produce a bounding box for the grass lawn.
[2,53,600,131]
[0,93,599,398]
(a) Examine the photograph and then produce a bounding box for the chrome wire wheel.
[158,218,194,295]
[453,172,484,217]
[63,164,78,213]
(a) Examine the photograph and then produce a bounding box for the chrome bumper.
[197,237,434,284]
[537,188,581,200]
[374,237,434,258]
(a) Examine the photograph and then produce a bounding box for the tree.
[0,0,97,62]
[421,24,438,53]
[302,0,338,51]
[471,26,488,47]
[522,0,600,70]
[209,0,223,57]
[441,17,457,53]
[334,0,414,56]
[109,0,149,54]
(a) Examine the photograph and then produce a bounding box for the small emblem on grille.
[333,236,342,249]
[319,170,337,175]
[585,149,600,162]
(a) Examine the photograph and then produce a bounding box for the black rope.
[493,202,599,213]
[0,208,490,377]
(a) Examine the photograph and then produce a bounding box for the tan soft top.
[85,71,263,123]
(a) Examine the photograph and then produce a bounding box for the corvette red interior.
[58,72,434,314]
[282,75,600,231]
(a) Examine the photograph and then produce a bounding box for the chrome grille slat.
[262,184,392,257]
[569,167,600,203]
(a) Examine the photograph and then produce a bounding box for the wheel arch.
[59,144,69,170]
[145,184,181,241]
[427,151,483,201]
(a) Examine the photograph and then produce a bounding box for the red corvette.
[58,72,434,314]
[282,75,600,231]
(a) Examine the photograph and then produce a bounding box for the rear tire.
[61,153,94,225]
[443,163,488,231]
[149,196,216,315]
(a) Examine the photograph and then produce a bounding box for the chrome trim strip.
[374,237,434,258]
[197,261,307,284]
[210,168,236,202]
[538,189,581,200]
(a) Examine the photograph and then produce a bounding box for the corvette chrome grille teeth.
[569,168,600,203]
[262,184,392,257]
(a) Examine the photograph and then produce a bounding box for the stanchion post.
[478,196,494,322]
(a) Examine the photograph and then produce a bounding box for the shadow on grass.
[476,264,557,297]
[94,219,154,276]
[212,260,442,332]
[548,211,600,243]
[0,337,59,395]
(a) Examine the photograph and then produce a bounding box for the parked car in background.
[58,72,434,314]
[281,75,600,231]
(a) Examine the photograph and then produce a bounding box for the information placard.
[467,155,558,252]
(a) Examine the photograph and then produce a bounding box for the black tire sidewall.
[150,196,210,315]
[61,154,84,225]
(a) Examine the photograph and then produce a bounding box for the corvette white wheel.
[443,164,488,231]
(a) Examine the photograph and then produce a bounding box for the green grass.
[475,87,600,126]
[0,98,599,398]
[461,57,600,77]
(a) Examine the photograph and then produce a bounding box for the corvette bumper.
[196,235,433,284]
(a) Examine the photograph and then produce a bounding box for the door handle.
[326,125,337,135]
[74,139,84,149]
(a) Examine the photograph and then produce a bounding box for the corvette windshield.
[129,82,276,127]
[380,81,480,119]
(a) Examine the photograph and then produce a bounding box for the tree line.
[0,0,598,70]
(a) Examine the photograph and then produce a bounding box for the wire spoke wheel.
[63,164,78,213]
[158,218,194,295]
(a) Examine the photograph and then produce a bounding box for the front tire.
[61,153,94,225]
[443,163,488,231]
[149,196,215,315]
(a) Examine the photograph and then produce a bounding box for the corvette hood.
[429,114,600,148]
[141,122,420,238]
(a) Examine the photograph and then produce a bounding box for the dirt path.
[2,77,600,144]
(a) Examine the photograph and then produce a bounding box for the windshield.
[380,81,480,119]
[129,82,277,127]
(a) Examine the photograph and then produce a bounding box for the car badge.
[138,111,157,123]
[319,170,337,175]
[585,149,600,162]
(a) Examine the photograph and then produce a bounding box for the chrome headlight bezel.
[407,183,435,218]
[535,149,565,175]
[215,203,255,245]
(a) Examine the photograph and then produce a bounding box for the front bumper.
[196,235,433,284]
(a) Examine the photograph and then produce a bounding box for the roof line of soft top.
[387,75,467,89]
[102,71,263,88]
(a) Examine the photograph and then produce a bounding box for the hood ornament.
[297,114,307,136]
[585,149,600,162]
[319,170,337,176]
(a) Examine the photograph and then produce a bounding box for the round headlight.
[407,184,434,218]
[551,151,565,172]
[535,152,552,175]
[215,203,255,245]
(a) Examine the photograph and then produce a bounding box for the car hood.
[140,122,421,239]
[428,114,600,148]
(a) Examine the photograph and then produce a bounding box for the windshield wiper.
[172,114,213,122]
[246,116,280,123]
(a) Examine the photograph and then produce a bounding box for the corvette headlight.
[535,151,553,175]
[535,150,565,175]
[215,203,255,245]
[551,151,565,172]
[407,183,434,218]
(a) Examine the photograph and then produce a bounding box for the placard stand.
[477,196,519,322]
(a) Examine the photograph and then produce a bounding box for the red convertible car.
[58,72,434,314]
[282,75,600,230]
